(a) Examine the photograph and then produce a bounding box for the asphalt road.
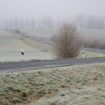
[2,30,105,73]
[1,57,105,73]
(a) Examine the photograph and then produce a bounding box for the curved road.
[1,57,105,73]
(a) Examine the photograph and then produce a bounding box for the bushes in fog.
[83,40,105,49]
[51,23,81,58]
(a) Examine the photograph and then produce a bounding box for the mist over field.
[1,1,105,105]
[0,0,105,63]
[0,0,105,29]
[0,0,104,18]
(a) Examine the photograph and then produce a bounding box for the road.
[1,57,105,73]
[14,30,50,45]
[12,30,105,54]
[2,30,105,73]
[14,30,105,54]
[84,48,105,54]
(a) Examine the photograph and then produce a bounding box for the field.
[23,29,55,38]
[0,30,54,62]
[0,29,105,62]
[79,50,105,58]
[1,29,105,105]
[0,63,105,105]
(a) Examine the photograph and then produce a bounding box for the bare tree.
[52,23,81,58]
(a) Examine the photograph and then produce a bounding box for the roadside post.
[21,49,24,56]
[82,49,86,58]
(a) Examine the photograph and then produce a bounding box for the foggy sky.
[0,0,105,20]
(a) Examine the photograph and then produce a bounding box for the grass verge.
[0,63,105,105]
[79,50,105,58]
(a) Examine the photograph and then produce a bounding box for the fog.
[0,0,105,30]
[0,0,105,20]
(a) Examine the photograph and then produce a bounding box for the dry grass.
[0,63,105,105]
[79,50,105,58]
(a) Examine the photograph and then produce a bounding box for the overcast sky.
[0,0,105,20]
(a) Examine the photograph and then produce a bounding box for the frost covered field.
[0,30,54,62]
[0,29,105,62]
[1,30,105,105]
[0,63,105,105]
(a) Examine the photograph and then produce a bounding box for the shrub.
[52,23,81,58]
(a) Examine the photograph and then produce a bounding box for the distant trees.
[86,16,105,29]
[74,15,105,29]
[83,39,105,49]
[2,17,54,30]
[1,15,105,30]
[51,23,81,58]
[74,15,105,49]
